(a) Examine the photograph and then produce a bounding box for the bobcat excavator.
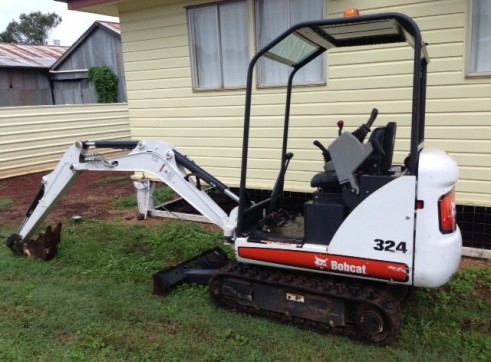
[5,13,461,344]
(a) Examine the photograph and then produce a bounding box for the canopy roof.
[264,16,429,67]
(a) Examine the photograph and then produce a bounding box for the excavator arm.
[6,140,239,258]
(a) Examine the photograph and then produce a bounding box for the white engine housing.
[235,148,462,288]
[413,148,461,287]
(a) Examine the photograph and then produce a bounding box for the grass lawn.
[0,219,490,361]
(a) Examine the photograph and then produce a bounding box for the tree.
[0,11,62,45]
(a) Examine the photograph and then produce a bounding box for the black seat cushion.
[310,171,340,191]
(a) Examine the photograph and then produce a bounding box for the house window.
[255,0,325,86]
[188,1,249,90]
[467,0,491,75]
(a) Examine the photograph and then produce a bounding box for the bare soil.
[0,171,137,228]
[458,256,490,270]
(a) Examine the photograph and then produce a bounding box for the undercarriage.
[209,262,404,345]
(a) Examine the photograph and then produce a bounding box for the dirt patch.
[0,171,221,233]
[459,257,491,270]
[0,171,137,228]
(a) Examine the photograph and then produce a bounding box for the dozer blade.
[153,247,229,296]
[6,223,62,261]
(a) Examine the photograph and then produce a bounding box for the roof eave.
[54,0,120,17]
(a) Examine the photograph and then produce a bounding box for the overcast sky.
[0,0,118,46]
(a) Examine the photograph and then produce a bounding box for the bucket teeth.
[6,234,24,256]
[6,223,62,261]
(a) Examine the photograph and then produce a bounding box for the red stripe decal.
[238,247,408,282]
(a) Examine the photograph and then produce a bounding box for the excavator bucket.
[6,223,61,261]
[153,247,229,296]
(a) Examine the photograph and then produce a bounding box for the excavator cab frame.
[236,12,429,235]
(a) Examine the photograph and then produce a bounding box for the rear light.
[438,188,457,234]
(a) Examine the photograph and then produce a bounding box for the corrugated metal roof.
[97,21,121,35]
[0,44,68,68]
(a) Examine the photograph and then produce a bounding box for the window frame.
[187,0,250,91]
[466,0,491,77]
[254,0,327,88]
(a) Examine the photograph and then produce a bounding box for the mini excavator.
[5,13,461,344]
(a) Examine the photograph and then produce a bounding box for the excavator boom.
[7,140,239,258]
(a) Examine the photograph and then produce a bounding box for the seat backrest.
[363,122,397,175]
[380,122,397,173]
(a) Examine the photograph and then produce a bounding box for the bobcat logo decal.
[314,256,329,270]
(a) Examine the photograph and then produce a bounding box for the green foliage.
[0,220,489,361]
[88,66,119,103]
[113,185,175,209]
[0,198,13,211]
[0,11,61,45]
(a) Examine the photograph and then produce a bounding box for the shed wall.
[53,27,127,103]
[119,0,491,206]
[0,69,53,107]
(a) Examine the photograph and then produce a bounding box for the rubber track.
[209,262,402,345]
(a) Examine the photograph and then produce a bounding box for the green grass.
[96,175,131,186]
[0,197,13,211]
[112,195,138,209]
[113,185,175,209]
[0,220,490,361]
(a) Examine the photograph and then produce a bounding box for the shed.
[50,21,127,104]
[0,44,67,106]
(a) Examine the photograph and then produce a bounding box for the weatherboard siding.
[119,0,491,206]
[0,104,130,178]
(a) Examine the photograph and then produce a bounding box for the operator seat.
[311,122,397,190]
[363,122,397,175]
[310,170,340,191]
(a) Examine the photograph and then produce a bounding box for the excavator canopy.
[263,16,429,68]
[238,13,430,235]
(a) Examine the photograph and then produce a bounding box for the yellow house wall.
[118,0,491,205]
[0,103,130,179]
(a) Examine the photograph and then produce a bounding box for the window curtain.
[470,0,491,73]
[257,0,290,85]
[189,2,248,89]
[220,2,249,88]
[289,0,324,82]
[189,7,221,88]
[256,0,325,86]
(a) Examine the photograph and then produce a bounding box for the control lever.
[352,108,378,143]
[337,120,344,136]
[284,152,294,161]
[328,109,379,194]
[268,152,294,213]
[313,140,331,163]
